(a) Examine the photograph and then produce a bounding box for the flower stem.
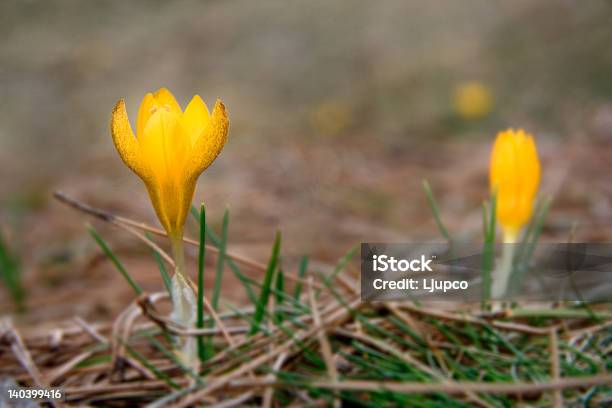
[491,229,518,299]
[170,233,187,278]
[169,233,199,373]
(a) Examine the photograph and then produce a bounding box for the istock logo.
[372,254,434,272]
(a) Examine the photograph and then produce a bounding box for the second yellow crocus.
[489,128,540,243]
[489,128,540,299]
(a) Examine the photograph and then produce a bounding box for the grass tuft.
[191,205,257,305]
[510,195,552,296]
[14,193,608,407]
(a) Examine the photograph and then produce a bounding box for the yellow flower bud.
[489,129,540,241]
[110,88,229,239]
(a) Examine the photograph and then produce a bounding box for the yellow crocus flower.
[110,88,228,244]
[489,129,540,243]
[110,88,228,369]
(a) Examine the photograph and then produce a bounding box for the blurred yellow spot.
[489,128,540,242]
[310,100,353,136]
[453,81,493,120]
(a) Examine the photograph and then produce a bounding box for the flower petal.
[154,87,182,115]
[182,95,210,144]
[136,92,155,139]
[139,109,191,183]
[110,99,149,180]
[489,128,540,233]
[187,100,229,178]
[139,109,193,235]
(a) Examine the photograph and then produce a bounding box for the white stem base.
[170,272,199,373]
[491,243,515,299]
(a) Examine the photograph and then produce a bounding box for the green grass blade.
[146,232,172,296]
[509,195,552,296]
[488,188,497,239]
[275,267,285,304]
[481,189,497,304]
[0,230,24,310]
[197,204,207,364]
[191,205,257,304]
[481,201,489,239]
[228,303,273,336]
[74,354,112,369]
[190,205,200,223]
[511,196,546,274]
[275,267,285,324]
[422,179,452,243]
[293,255,308,300]
[521,196,551,263]
[88,225,142,295]
[224,256,257,304]
[317,245,357,298]
[212,209,229,310]
[330,246,357,284]
[249,231,281,335]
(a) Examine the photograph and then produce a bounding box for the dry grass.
[0,194,610,407]
[1,292,610,406]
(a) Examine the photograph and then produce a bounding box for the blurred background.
[1,0,611,322]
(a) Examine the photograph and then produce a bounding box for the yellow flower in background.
[310,99,353,137]
[110,88,229,240]
[489,129,540,242]
[453,81,493,120]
